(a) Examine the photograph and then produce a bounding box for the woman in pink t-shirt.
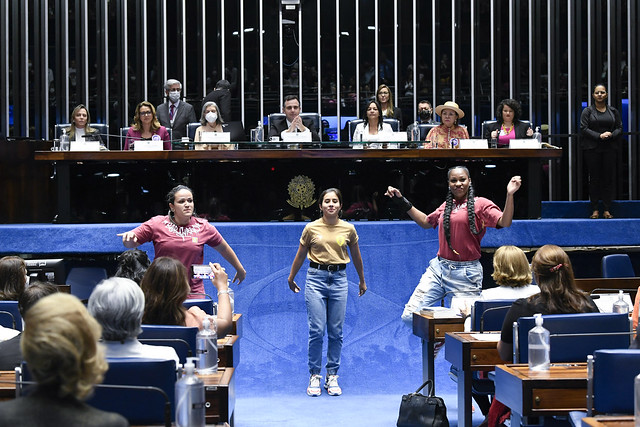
[118,185,246,296]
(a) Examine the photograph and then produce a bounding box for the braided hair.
[443,166,482,255]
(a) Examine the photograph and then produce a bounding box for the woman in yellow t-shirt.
[288,188,367,397]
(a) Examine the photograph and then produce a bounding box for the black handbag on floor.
[396,379,449,427]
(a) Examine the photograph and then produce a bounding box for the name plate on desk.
[458,139,488,149]
[281,131,312,143]
[70,140,101,151]
[509,139,541,149]
[133,139,164,151]
[201,131,231,143]
[388,132,407,142]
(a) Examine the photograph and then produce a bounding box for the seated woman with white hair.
[88,277,179,365]
[0,293,128,426]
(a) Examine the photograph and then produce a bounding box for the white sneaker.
[324,375,342,396]
[307,374,322,396]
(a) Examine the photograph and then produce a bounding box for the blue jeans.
[401,257,483,325]
[304,267,348,376]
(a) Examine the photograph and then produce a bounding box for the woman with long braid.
[385,166,522,325]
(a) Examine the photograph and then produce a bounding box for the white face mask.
[168,90,181,103]
[205,111,218,123]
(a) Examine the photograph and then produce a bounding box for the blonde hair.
[21,293,107,400]
[491,245,532,287]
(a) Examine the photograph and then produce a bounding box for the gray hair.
[200,101,224,126]
[164,79,182,91]
[88,277,144,341]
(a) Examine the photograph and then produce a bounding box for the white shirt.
[102,338,180,365]
[0,326,20,342]
[352,122,394,142]
[281,118,311,139]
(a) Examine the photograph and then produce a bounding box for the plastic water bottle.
[60,128,70,151]
[490,135,498,149]
[533,126,542,146]
[255,120,264,142]
[612,290,629,314]
[196,317,218,374]
[175,357,205,427]
[635,374,640,427]
[411,121,420,141]
[528,313,550,371]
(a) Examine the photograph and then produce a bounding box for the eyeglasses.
[139,111,153,116]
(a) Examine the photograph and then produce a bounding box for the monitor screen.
[24,258,66,285]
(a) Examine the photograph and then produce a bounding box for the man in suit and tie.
[156,79,197,142]
[267,95,320,142]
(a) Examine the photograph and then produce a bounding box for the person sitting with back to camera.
[141,257,233,336]
[483,99,533,148]
[194,101,234,150]
[424,101,469,148]
[0,293,128,427]
[0,256,27,302]
[114,248,150,285]
[351,100,394,143]
[88,277,179,365]
[0,281,58,369]
[457,245,539,331]
[124,101,171,151]
[268,95,320,142]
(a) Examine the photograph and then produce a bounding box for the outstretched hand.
[384,186,402,199]
[288,279,300,293]
[507,176,522,195]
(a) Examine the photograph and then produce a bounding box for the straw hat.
[434,101,465,119]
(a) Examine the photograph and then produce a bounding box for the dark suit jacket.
[268,117,320,142]
[0,333,21,370]
[156,101,197,141]
[203,89,232,123]
[483,120,532,143]
[0,389,129,426]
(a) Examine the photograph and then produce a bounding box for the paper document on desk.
[419,307,460,318]
[470,333,501,342]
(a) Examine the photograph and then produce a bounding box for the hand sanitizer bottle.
[533,126,542,146]
[175,357,205,427]
[411,121,420,141]
[196,317,218,374]
[60,128,70,151]
[612,290,629,314]
[528,313,550,371]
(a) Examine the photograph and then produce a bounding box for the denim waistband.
[437,256,480,267]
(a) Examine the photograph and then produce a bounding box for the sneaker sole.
[307,389,321,397]
[326,388,342,396]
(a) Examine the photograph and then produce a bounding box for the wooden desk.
[412,311,465,393]
[495,363,588,426]
[200,367,235,426]
[231,313,242,338]
[0,371,16,401]
[34,148,561,222]
[576,278,639,299]
[582,416,636,426]
[218,335,239,368]
[444,331,503,427]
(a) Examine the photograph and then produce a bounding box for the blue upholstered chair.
[66,267,108,302]
[0,310,16,329]
[383,118,400,131]
[139,325,198,364]
[0,301,22,330]
[417,123,440,140]
[588,349,640,416]
[471,299,516,332]
[20,358,176,426]
[601,254,636,278]
[186,122,200,141]
[348,119,364,141]
[513,312,631,364]
[183,296,216,315]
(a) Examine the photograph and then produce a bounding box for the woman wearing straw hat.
[425,101,469,148]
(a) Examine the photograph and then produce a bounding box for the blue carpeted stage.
[1,219,639,425]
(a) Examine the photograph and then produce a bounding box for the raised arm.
[287,243,309,293]
[213,238,246,284]
[209,262,232,336]
[497,176,522,228]
[384,186,434,229]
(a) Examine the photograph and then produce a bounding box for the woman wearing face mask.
[425,101,469,148]
[194,101,234,150]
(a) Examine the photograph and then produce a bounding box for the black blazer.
[483,121,532,142]
[268,117,321,142]
[203,89,232,123]
[579,105,622,150]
